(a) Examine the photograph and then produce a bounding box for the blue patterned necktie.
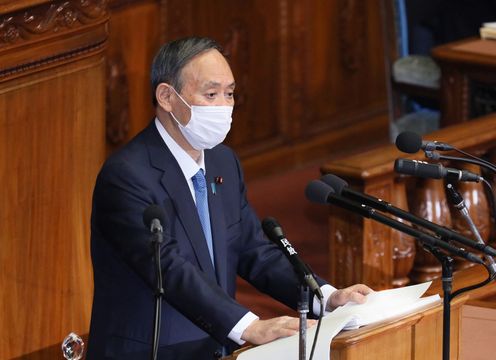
[192,169,215,266]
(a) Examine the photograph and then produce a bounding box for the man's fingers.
[308,319,318,328]
[349,291,367,304]
[353,284,374,295]
[348,284,373,304]
[328,284,375,308]
[241,316,317,345]
[277,328,298,338]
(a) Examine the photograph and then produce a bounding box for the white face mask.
[169,88,233,150]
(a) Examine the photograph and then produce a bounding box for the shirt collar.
[155,118,205,180]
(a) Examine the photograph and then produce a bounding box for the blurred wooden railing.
[321,113,496,290]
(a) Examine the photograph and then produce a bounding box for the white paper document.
[237,281,440,360]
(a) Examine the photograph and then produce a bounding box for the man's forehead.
[180,50,234,83]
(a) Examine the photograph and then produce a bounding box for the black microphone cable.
[451,265,496,301]
[309,298,324,360]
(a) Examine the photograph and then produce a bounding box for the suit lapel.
[144,124,216,280]
[204,151,228,291]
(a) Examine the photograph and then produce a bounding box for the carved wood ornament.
[0,1,107,47]
[0,0,108,79]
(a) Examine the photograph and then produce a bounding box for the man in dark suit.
[87,37,371,359]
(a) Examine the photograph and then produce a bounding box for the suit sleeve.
[92,160,249,343]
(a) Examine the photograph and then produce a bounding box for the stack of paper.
[480,22,496,40]
[237,282,440,360]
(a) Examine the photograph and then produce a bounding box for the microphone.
[320,174,390,212]
[305,180,368,215]
[143,204,167,360]
[143,204,166,241]
[395,131,496,175]
[261,217,323,300]
[395,131,453,154]
[319,173,496,256]
[394,158,482,182]
[305,180,484,265]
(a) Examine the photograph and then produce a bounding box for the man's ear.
[156,83,174,112]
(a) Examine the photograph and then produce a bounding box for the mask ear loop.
[170,86,192,109]
[169,86,192,127]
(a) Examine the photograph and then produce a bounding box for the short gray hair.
[150,37,222,106]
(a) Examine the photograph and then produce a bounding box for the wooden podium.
[225,295,467,360]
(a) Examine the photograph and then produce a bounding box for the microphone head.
[143,204,166,229]
[394,158,414,175]
[262,217,284,239]
[320,174,348,195]
[395,131,422,154]
[305,180,334,204]
[394,158,443,179]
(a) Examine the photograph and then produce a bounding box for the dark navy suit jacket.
[87,122,323,359]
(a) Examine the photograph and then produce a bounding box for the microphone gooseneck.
[262,216,324,360]
[262,217,323,301]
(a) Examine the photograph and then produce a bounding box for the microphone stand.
[151,227,164,360]
[426,148,496,229]
[307,183,491,360]
[446,183,496,276]
[298,283,309,360]
[326,179,496,360]
[425,244,454,360]
[436,181,496,360]
[322,191,482,360]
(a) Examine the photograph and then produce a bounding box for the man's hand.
[241,316,317,345]
[327,284,373,311]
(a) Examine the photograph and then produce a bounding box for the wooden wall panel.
[100,1,394,179]
[302,0,388,134]
[161,0,285,157]
[104,0,393,178]
[0,59,105,358]
[106,0,161,152]
[0,1,107,358]
[149,0,390,178]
